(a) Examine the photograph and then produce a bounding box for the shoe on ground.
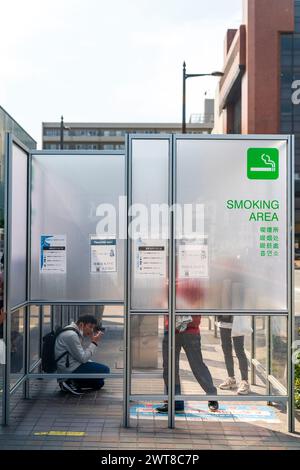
[79,384,104,392]
[237,380,250,395]
[59,381,84,396]
[219,377,237,390]
[156,404,185,413]
[208,401,219,412]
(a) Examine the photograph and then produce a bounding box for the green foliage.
[295,353,300,409]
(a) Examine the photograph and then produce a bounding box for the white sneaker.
[237,380,250,395]
[219,377,237,390]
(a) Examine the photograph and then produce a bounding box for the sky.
[0,0,242,148]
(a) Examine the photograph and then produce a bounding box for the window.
[43,128,60,137]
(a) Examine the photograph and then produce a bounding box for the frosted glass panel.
[9,144,28,308]
[31,154,125,302]
[176,139,288,311]
[130,139,169,310]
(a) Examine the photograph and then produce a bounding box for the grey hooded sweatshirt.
[55,322,97,373]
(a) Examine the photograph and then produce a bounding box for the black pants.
[162,333,217,409]
[219,327,248,381]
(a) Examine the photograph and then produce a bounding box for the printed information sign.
[135,240,167,277]
[178,240,208,278]
[40,235,66,273]
[90,236,117,273]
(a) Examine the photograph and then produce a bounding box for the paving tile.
[3,348,300,451]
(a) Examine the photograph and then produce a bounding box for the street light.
[60,115,64,150]
[182,61,224,133]
[60,115,71,149]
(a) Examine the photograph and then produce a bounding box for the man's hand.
[91,330,103,344]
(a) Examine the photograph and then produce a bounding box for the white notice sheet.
[136,240,167,277]
[40,235,66,273]
[90,236,117,273]
[178,242,208,278]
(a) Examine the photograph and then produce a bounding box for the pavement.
[0,311,300,450]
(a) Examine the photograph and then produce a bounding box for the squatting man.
[55,314,110,395]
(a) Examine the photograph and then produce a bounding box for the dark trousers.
[162,333,217,409]
[72,361,110,390]
[219,327,248,381]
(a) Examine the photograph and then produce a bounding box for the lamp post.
[182,62,223,133]
[60,115,64,150]
[60,116,71,149]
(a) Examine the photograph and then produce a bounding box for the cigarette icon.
[251,153,276,173]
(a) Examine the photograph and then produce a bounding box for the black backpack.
[41,327,80,373]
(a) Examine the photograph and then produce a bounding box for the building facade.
[42,119,213,151]
[213,0,300,235]
[42,100,214,151]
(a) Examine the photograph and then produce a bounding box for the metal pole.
[288,135,295,433]
[182,62,186,134]
[60,116,64,150]
[250,316,256,385]
[266,315,271,405]
[39,305,43,356]
[124,134,131,427]
[24,146,32,399]
[24,306,30,399]
[3,134,12,425]
[168,136,175,428]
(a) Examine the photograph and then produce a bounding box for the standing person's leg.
[232,336,248,380]
[219,327,237,389]
[174,334,184,410]
[73,361,110,390]
[162,334,168,390]
[233,335,250,395]
[158,333,184,411]
[182,333,217,395]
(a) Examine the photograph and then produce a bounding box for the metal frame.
[2,141,128,425]
[288,135,295,432]
[3,135,30,424]
[3,133,12,424]
[171,134,292,428]
[125,133,293,430]
[1,133,295,433]
[28,148,125,306]
[125,134,173,427]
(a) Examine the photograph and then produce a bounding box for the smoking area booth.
[0,133,295,432]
